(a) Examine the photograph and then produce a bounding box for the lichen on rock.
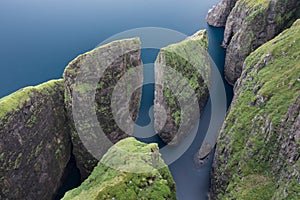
[63,38,143,179]
[154,30,210,145]
[61,137,176,200]
[0,79,71,200]
[211,19,300,199]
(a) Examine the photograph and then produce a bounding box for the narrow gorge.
[0,0,299,199]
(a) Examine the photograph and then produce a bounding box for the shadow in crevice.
[54,152,81,200]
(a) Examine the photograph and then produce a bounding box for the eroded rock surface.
[0,80,71,200]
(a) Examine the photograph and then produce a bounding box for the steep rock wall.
[63,38,143,179]
[211,20,300,199]
[154,30,210,145]
[0,80,71,200]
[207,0,300,85]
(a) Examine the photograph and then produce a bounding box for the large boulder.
[62,137,176,200]
[63,38,143,179]
[211,19,300,199]
[154,30,210,145]
[0,80,71,200]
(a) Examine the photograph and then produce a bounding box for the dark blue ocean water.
[0,0,233,199]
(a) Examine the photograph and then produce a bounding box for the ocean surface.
[0,0,233,199]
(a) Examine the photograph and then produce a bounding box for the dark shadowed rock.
[0,80,71,200]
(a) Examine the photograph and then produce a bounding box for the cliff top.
[62,137,176,200]
[0,79,63,121]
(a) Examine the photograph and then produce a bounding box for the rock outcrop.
[206,0,237,27]
[0,80,71,200]
[211,20,300,199]
[63,38,143,179]
[207,0,300,85]
[62,137,176,200]
[154,30,210,145]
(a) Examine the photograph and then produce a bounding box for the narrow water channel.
[134,26,233,200]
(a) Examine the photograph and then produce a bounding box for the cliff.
[207,0,300,85]
[206,0,237,27]
[211,19,300,199]
[154,30,210,145]
[63,38,143,179]
[62,137,176,200]
[0,80,71,200]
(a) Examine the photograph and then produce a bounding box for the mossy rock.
[154,30,210,145]
[62,137,176,200]
[63,38,143,178]
[0,79,71,200]
[211,19,300,200]
[220,0,300,85]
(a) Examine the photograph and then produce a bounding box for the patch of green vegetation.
[62,137,176,200]
[243,0,270,9]
[215,20,300,199]
[0,79,63,121]
[14,153,23,170]
[242,0,270,22]
[227,174,275,200]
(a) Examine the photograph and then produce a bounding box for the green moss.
[243,0,270,9]
[62,137,176,200]
[215,20,300,199]
[14,153,23,170]
[227,175,275,200]
[239,0,270,22]
[35,141,44,157]
[0,79,63,121]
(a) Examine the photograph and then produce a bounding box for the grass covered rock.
[211,19,300,199]
[62,137,176,200]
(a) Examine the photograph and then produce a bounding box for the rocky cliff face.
[206,0,237,27]
[154,30,210,145]
[63,38,143,179]
[0,80,71,200]
[62,137,176,200]
[211,20,300,199]
[207,0,300,85]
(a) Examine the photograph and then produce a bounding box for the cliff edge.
[211,19,300,199]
